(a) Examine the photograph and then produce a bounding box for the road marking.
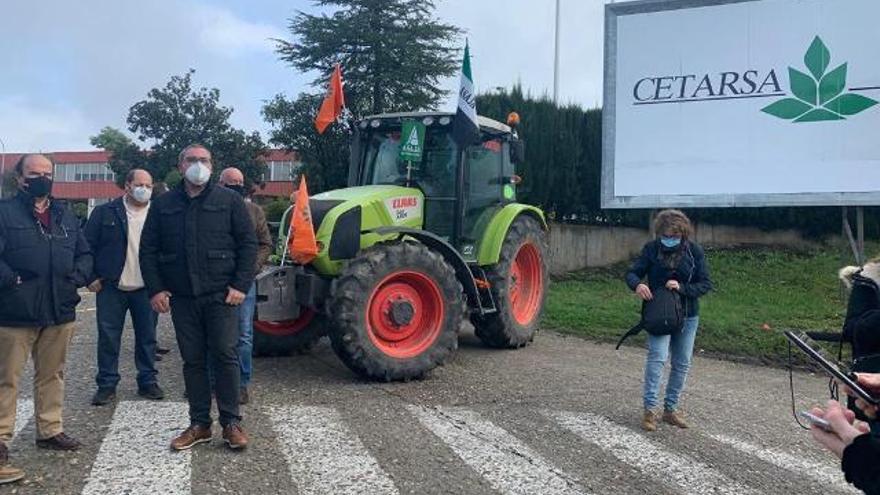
[12,398,34,441]
[547,411,758,495]
[409,406,586,495]
[709,434,859,494]
[81,401,190,495]
[268,405,398,495]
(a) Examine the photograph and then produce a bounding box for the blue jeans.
[208,283,255,388]
[238,284,256,387]
[95,285,158,390]
[643,316,699,411]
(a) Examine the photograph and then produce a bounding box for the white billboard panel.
[603,0,880,208]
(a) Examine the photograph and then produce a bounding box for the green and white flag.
[452,42,479,146]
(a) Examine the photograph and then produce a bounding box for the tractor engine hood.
[308,185,426,275]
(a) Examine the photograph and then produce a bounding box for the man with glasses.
[0,154,92,484]
[85,169,164,406]
[140,145,257,451]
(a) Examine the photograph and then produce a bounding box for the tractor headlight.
[438,116,451,125]
[422,116,435,126]
[370,119,381,128]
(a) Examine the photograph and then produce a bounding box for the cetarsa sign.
[384,196,422,223]
[604,0,880,209]
[629,36,878,123]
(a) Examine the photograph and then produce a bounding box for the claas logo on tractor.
[253,111,549,382]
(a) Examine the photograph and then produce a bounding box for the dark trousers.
[170,292,241,427]
[96,285,158,390]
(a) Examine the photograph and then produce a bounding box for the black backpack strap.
[616,323,643,350]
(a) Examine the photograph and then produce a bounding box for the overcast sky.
[0,0,606,152]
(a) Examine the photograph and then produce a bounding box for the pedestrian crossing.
[6,400,854,495]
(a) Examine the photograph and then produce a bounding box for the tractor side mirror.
[510,139,525,164]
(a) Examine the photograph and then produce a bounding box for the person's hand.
[842,373,880,419]
[150,291,171,314]
[635,283,653,301]
[809,400,870,459]
[225,287,246,306]
[665,280,681,291]
[88,279,103,293]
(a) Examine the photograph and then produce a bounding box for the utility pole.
[553,0,561,103]
[0,136,6,199]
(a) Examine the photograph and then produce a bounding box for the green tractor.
[253,112,548,381]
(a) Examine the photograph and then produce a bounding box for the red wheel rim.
[365,271,445,359]
[254,309,316,337]
[509,243,543,325]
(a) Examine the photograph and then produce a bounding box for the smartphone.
[784,331,880,406]
[799,411,833,432]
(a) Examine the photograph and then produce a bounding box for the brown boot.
[222,423,248,450]
[36,432,81,451]
[662,410,690,429]
[0,443,24,485]
[641,410,657,432]
[170,424,213,451]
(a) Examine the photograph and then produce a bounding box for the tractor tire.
[253,310,325,357]
[329,242,466,381]
[474,215,549,348]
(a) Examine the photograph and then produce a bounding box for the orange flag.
[287,176,318,265]
[314,64,346,134]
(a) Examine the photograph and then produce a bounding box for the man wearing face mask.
[0,154,93,484]
[85,169,163,406]
[140,145,257,451]
[217,168,272,405]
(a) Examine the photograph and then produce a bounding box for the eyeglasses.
[184,156,212,164]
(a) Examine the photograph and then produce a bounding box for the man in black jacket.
[85,169,163,406]
[140,144,257,451]
[0,154,92,484]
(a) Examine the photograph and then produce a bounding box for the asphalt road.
[0,292,859,495]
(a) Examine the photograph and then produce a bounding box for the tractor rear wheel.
[475,215,548,348]
[329,242,466,381]
[253,310,325,357]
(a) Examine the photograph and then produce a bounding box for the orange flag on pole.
[287,176,318,265]
[314,64,346,134]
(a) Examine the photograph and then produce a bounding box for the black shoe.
[91,388,116,406]
[36,433,81,451]
[138,383,165,401]
[154,353,164,362]
[156,346,171,355]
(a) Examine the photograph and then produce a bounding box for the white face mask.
[131,186,152,204]
[184,163,211,186]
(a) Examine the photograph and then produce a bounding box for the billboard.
[603,0,880,208]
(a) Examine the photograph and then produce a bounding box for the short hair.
[654,209,694,239]
[14,154,55,176]
[125,168,151,184]
[178,144,211,163]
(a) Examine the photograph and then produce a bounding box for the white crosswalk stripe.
[12,398,34,441]
[81,401,190,495]
[408,405,586,495]
[546,410,760,495]
[709,434,858,494]
[268,405,399,495]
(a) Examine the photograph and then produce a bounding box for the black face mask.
[23,176,53,198]
[224,184,246,197]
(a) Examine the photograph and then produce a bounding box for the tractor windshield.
[362,128,458,197]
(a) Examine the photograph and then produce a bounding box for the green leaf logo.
[762,36,877,123]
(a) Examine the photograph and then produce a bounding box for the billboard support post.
[842,207,865,265]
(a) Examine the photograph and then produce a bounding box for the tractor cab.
[349,112,524,260]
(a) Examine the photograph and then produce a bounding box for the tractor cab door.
[459,138,508,261]
[414,132,458,241]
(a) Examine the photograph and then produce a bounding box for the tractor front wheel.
[253,310,325,357]
[475,215,549,348]
[329,242,466,381]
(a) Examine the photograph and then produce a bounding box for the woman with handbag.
[625,209,713,432]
